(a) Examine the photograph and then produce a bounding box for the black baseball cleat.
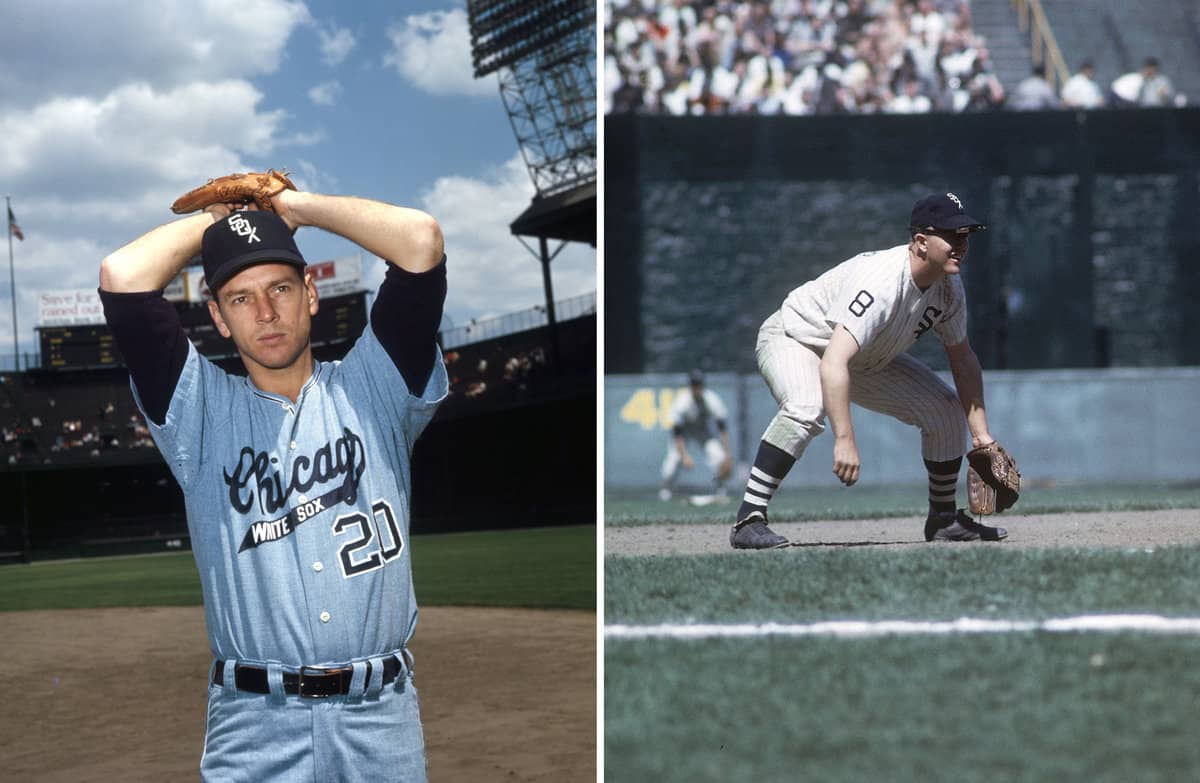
[924,509,1008,542]
[730,510,789,549]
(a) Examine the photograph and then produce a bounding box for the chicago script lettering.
[224,428,366,514]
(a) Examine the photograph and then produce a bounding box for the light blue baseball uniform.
[135,315,446,781]
[152,321,446,778]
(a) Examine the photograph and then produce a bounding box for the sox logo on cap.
[227,214,260,243]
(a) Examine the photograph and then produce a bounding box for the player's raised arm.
[820,324,862,486]
[99,206,235,292]
[272,190,443,274]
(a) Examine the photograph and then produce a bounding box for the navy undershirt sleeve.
[369,257,447,396]
[98,288,190,426]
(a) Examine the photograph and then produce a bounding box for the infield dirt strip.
[606,509,1200,556]
[0,606,595,783]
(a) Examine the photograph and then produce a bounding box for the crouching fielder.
[730,193,1010,549]
[659,370,733,500]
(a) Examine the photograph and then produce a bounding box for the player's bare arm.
[99,205,238,292]
[945,337,995,448]
[273,190,443,274]
[821,324,861,486]
[718,428,733,479]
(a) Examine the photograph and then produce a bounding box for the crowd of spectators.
[439,312,596,411]
[1012,57,1183,111]
[0,387,157,465]
[442,343,551,406]
[606,0,1185,115]
[607,0,1006,115]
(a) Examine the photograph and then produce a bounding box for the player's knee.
[778,401,824,435]
[919,395,967,444]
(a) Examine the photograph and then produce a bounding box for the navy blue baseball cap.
[909,193,987,234]
[201,210,306,293]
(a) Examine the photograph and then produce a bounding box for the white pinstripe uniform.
[661,386,730,487]
[753,243,968,480]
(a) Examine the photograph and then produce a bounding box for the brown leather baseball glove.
[171,169,296,214]
[966,441,1021,515]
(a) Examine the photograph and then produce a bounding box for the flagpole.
[6,195,16,372]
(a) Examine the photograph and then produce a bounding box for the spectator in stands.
[888,78,933,114]
[1061,60,1105,109]
[1135,57,1178,107]
[961,55,1005,111]
[1111,58,1179,108]
[1010,64,1060,110]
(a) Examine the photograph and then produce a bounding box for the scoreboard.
[39,325,121,369]
[38,292,368,370]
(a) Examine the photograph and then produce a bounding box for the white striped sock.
[743,466,782,508]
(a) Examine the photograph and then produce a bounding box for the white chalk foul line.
[605,615,1200,640]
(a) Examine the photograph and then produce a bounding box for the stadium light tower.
[467,0,596,368]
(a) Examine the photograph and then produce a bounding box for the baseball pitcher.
[730,192,1019,549]
[99,172,447,780]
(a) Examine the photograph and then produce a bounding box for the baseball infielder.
[99,184,446,780]
[659,370,733,500]
[731,192,1008,549]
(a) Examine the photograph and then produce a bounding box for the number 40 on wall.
[618,388,677,431]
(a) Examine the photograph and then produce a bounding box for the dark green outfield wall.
[605,108,1200,374]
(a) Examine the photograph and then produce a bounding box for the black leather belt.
[212,655,403,698]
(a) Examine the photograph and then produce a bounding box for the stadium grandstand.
[0,287,595,563]
[604,0,1194,115]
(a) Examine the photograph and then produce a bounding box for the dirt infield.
[607,509,1200,556]
[0,606,595,782]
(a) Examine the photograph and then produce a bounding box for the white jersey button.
[319,611,331,623]
[290,441,297,450]
[298,494,308,503]
[313,561,323,572]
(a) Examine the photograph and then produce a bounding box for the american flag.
[7,206,23,241]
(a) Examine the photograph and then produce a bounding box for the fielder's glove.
[171,169,296,214]
[966,441,1021,515]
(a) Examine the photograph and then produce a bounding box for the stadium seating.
[606,0,1007,114]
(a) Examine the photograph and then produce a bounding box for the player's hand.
[717,455,733,481]
[681,453,695,470]
[832,436,860,486]
[271,188,302,234]
[202,202,245,221]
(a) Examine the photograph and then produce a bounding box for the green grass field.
[604,488,1200,782]
[0,525,595,612]
[606,482,1200,526]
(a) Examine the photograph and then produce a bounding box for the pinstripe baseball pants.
[755,312,967,462]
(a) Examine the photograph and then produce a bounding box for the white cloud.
[383,10,498,97]
[0,0,310,106]
[291,160,340,195]
[0,77,296,359]
[0,80,284,193]
[414,155,595,323]
[317,25,356,66]
[308,80,343,106]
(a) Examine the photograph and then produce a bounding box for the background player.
[99,183,446,780]
[659,370,733,501]
[730,192,1009,549]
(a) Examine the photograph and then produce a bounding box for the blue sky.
[0,0,595,359]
